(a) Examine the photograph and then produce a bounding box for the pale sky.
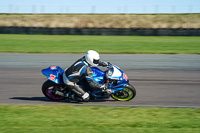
[0,0,200,14]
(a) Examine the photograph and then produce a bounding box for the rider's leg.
[63,73,90,101]
[71,84,90,101]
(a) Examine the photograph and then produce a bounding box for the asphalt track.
[0,54,200,108]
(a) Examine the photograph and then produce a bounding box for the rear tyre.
[111,84,136,101]
[42,80,66,101]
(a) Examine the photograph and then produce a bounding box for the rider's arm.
[98,61,109,67]
[85,67,103,90]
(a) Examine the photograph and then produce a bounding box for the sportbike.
[41,63,136,102]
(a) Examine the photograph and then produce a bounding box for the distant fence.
[0,27,200,36]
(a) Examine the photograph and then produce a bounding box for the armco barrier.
[0,27,200,36]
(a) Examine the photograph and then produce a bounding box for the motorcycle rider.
[63,50,109,101]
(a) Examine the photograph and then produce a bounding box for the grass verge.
[0,105,200,133]
[0,34,200,54]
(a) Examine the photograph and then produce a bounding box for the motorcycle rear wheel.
[42,80,66,101]
[111,84,136,101]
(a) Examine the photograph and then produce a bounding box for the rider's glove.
[101,61,110,67]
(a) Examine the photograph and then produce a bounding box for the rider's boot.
[71,84,90,102]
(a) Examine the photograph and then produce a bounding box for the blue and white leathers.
[63,57,103,90]
[64,61,87,85]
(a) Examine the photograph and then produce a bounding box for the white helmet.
[85,50,100,66]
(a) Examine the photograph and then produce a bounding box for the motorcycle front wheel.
[111,84,136,101]
[42,80,66,101]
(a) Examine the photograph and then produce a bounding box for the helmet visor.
[93,59,99,64]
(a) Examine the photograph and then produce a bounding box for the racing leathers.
[63,56,108,101]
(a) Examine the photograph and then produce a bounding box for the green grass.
[0,34,200,54]
[0,105,200,133]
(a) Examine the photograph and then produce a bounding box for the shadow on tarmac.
[9,97,114,104]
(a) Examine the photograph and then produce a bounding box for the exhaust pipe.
[55,90,64,97]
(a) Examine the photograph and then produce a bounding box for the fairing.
[41,66,64,84]
[92,64,129,92]
[91,67,105,83]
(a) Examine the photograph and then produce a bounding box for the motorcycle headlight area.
[107,67,114,77]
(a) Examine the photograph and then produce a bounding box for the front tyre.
[111,84,136,101]
[42,80,66,101]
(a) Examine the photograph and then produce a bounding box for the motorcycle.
[41,63,136,102]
